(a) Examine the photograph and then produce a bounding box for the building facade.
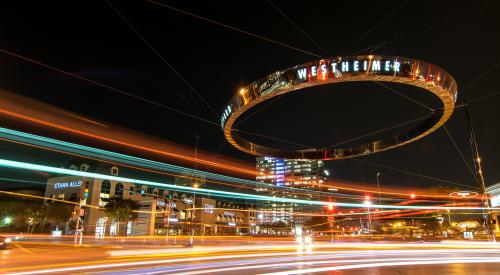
[486,182,500,236]
[255,157,327,232]
[44,162,256,237]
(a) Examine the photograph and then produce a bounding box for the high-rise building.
[255,157,328,232]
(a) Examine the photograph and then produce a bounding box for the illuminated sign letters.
[297,58,401,80]
[204,204,214,214]
[54,180,83,189]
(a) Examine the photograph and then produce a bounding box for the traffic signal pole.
[464,102,496,242]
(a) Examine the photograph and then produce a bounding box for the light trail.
[0,127,340,198]
[0,93,255,176]
[263,257,500,275]
[0,127,471,200]
[7,247,500,274]
[0,157,495,210]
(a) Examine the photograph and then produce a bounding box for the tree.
[46,202,74,233]
[104,198,139,236]
[24,207,47,233]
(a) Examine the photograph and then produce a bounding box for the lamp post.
[190,183,199,246]
[376,172,382,205]
[364,196,372,234]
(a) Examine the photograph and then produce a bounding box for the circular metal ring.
[221,55,457,160]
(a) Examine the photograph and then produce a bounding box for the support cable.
[105,0,219,118]
[442,125,475,178]
[266,0,330,57]
[148,0,322,58]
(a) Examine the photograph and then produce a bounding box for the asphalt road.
[3,241,500,274]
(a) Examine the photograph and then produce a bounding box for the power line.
[0,47,219,126]
[148,0,322,58]
[456,90,500,107]
[460,58,500,99]
[341,0,408,55]
[350,158,477,190]
[349,0,495,55]
[374,81,434,112]
[442,125,475,178]
[327,113,433,149]
[234,95,283,128]
[266,0,330,57]
[105,0,219,118]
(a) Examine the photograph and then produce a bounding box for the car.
[0,236,11,249]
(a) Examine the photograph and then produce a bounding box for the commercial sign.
[224,211,235,217]
[204,204,214,214]
[296,58,401,81]
[54,180,83,189]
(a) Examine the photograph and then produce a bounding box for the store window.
[100,180,111,206]
[115,183,124,198]
[95,217,107,239]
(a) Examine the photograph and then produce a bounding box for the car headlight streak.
[0,158,497,211]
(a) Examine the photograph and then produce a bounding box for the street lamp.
[190,183,199,246]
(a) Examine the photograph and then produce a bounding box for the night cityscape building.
[255,157,328,233]
[44,162,256,237]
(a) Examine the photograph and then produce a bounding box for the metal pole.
[464,102,495,242]
[367,207,372,234]
[376,172,382,205]
[74,216,80,245]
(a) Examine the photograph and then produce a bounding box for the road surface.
[3,240,500,274]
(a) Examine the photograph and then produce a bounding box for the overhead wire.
[348,0,495,55]
[147,0,322,58]
[350,158,477,190]
[442,125,475,178]
[374,81,434,112]
[340,0,409,55]
[0,47,219,127]
[326,112,433,149]
[265,0,330,57]
[105,0,220,118]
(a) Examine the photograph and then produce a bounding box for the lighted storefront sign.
[224,211,235,217]
[204,204,214,214]
[228,222,236,226]
[54,180,83,189]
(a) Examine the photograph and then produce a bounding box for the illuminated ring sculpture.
[221,55,458,160]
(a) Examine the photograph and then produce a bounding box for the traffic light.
[83,182,89,198]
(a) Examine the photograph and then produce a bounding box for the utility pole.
[464,101,495,242]
[376,172,382,205]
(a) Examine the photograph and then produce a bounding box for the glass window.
[115,183,124,198]
[101,180,111,194]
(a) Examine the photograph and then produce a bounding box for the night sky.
[0,0,499,191]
